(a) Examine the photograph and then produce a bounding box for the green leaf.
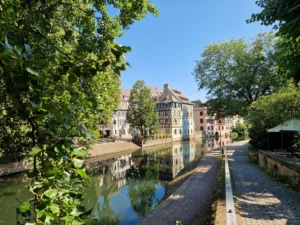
[72,158,84,168]
[26,67,39,76]
[5,36,13,51]
[28,146,42,157]
[76,169,88,179]
[71,220,84,225]
[49,204,60,214]
[72,150,89,157]
[70,208,84,217]
[44,189,58,198]
[19,201,30,212]
[45,212,55,224]
[76,124,94,139]
[62,215,74,222]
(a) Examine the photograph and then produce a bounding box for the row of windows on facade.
[113,119,128,126]
[199,118,223,124]
[165,128,193,134]
[120,102,129,107]
[156,102,183,109]
[116,111,127,117]
[199,126,224,131]
[160,119,193,125]
[158,111,193,117]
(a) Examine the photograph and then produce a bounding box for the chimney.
[164,84,169,89]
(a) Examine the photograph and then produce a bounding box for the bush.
[231,132,238,140]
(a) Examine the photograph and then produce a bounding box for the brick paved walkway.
[228,141,300,225]
[138,148,221,225]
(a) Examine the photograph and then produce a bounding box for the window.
[207,119,210,123]
[200,126,204,131]
[200,111,203,116]
[222,126,224,130]
[180,129,182,134]
[174,129,177,134]
[208,126,210,130]
[211,126,213,130]
[200,119,203,123]
[191,129,193,133]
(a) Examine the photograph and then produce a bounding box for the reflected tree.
[126,153,160,217]
[84,176,121,225]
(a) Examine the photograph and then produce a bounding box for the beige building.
[192,100,245,138]
[104,86,163,138]
[155,84,194,141]
[104,89,131,138]
[192,100,226,138]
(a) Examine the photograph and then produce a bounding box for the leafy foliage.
[248,0,300,82]
[193,33,282,117]
[126,153,160,217]
[126,80,159,135]
[247,83,300,149]
[0,0,157,224]
[233,121,248,136]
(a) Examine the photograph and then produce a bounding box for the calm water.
[0,138,230,225]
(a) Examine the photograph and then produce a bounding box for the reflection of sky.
[97,183,165,225]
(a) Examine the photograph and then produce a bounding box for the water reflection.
[0,138,232,225]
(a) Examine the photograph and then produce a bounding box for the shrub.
[231,132,238,140]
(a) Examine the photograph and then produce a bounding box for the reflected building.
[153,141,195,180]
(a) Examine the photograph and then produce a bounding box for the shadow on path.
[228,141,300,225]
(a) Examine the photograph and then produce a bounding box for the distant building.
[104,86,163,138]
[155,84,194,141]
[104,89,131,138]
[192,99,244,138]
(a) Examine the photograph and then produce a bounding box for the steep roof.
[156,84,193,105]
[121,89,131,97]
[121,86,163,98]
[191,99,205,108]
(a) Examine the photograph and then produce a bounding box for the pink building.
[192,100,226,138]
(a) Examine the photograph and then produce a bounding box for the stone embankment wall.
[0,161,31,177]
[257,150,300,185]
[133,138,173,148]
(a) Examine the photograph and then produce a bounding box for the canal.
[0,138,230,225]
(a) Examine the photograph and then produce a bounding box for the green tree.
[193,33,282,117]
[247,82,300,149]
[248,0,300,82]
[0,1,157,224]
[234,121,248,135]
[126,80,159,135]
[126,153,160,217]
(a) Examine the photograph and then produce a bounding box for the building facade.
[192,99,245,138]
[155,84,194,141]
[104,90,131,138]
[192,100,227,138]
[104,86,163,138]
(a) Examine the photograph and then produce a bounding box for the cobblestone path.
[228,141,300,225]
[138,148,221,225]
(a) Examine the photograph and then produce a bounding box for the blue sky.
[117,0,271,101]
